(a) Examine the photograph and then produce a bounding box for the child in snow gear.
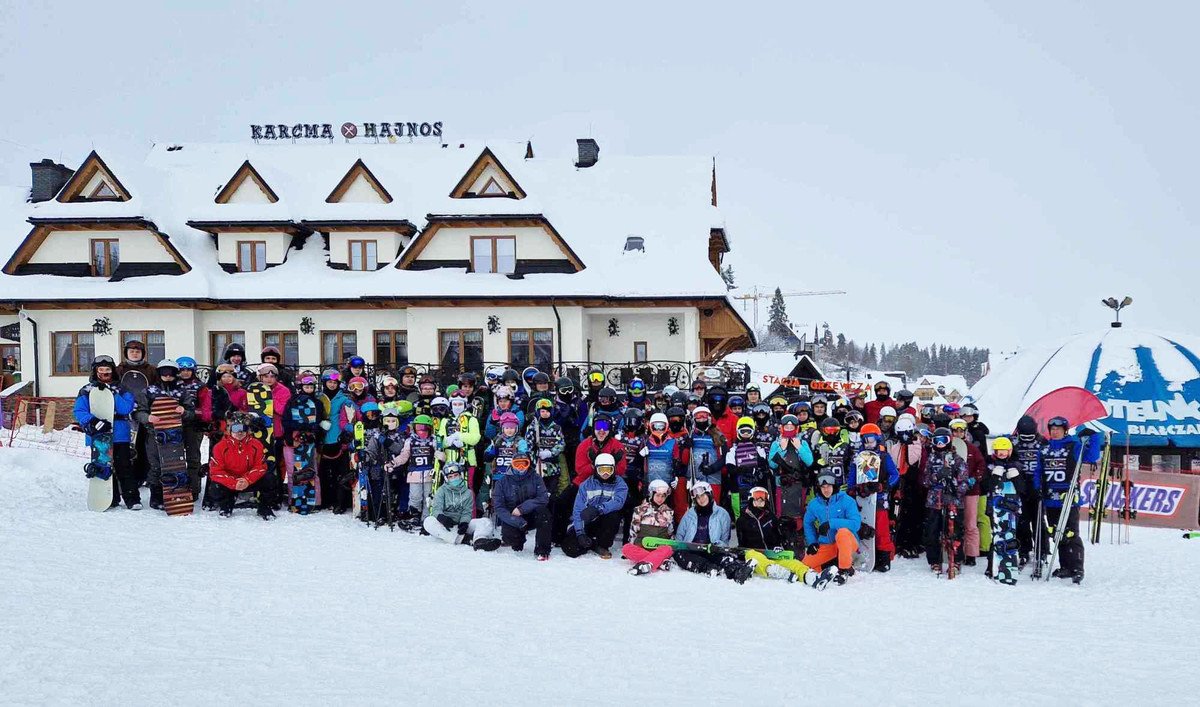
[921,427,969,575]
[563,453,629,559]
[622,479,676,575]
[317,370,355,513]
[769,414,815,525]
[848,423,899,572]
[1012,415,1045,566]
[738,487,835,589]
[985,437,1026,584]
[137,359,196,511]
[950,418,987,566]
[490,451,552,558]
[175,357,206,498]
[726,416,770,517]
[672,406,727,519]
[208,417,276,519]
[363,407,406,525]
[282,374,325,514]
[399,414,439,519]
[617,408,647,542]
[801,473,862,584]
[889,415,926,559]
[75,355,140,510]
[672,482,755,583]
[424,463,489,543]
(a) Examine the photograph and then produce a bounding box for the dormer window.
[90,239,119,277]
[471,236,515,274]
[237,241,266,272]
[348,240,378,271]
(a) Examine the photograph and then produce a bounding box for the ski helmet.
[499,412,519,428]
[649,412,669,432]
[647,479,670,497]
[381,375,399,389]
[860,423,882,437]
[502,369,520,384]
[690,480,713,498]
[360,402,381,417]
[430,397,450,417]
[555,377,576,395]
[91,354,116,370]
[493,385,512,400]
[156,359,179,376]
[949,418,967,431]
[816,472,836,487]
[820,417,841,435]
[1047,416,1070,431]
[662,385,680,398]
[1016,415,1038,436]
[176,356,197,370]
[895,417,916,433]
[749,486,770,502]
[348,356,365,368]
[896,389,914,403]
[623,408,645,431]
[845,410,864,424]
[535,397,554,414]
[321,369,340,382]
[991,436,1014,453]
[960,404,979,419]
[594,453,617,479]
[532,371,551,386]
[736,416,756,438]
[932,427,952,448]
[598,387,618,403]
[257,363,278,377]
[874,381,890,395]
[413,414,434,429]
[522,366,540,385]
[449,396,467,416]
[395,400,414,417]
[879,406,897,419]
[347,375,367,391]
[728,395,745,409]
[443,462,464,479]
[485,366,505,384]
[629,377,646,395]
[750,403,771,421]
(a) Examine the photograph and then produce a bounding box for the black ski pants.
[209,474,277,514]
[184,425,204,496]
[674,549,732,576]
[1043,504,1084,573]
[553,483,579,545]
[499,507,552,555]
[110,442,139,507]
[924,506,964,566]
[896,474,926,554]
[1018,489,1041,558]
[561,510,621,557]
[319,443,351,512]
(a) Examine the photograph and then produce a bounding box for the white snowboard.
[853,450,881,572]
[86,387,115,512]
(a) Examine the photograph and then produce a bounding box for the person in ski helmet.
[894,389,917,418]
[75,355,140,509]
[811,417,851,490]
[627,377,648,409]
[483,448,551,558]
[877,406,898,436]
[831,397,851,424]
[1039,416,1101,583]
[949,418,988,566]
[768,395,789,423]
[664,406,688,438]
[136,359,197,510]
[260,345,294,389]
[920,426,969,574]
[745,384,762,406]
[959,404,990,457]
[208,412,276,519]
[983,436,1027,584]
[672,481,755,584]
[719,394,746,441]
[484,410,527,484]
[810,395,829,421]
[622,478,676,575]
[424,462,477,543]
[690,379,708,400]
[1012,415,1046,565]
[865,381,893,424]
[801,472,862,584]
[889,413,927,559]
[173,356,206,497]
[563,452,629,559]
[727,416,769,503]
[768,413,815,527]
[255,362,292,446]
[341,355,369,392]
[672,405,727,519]
[573,413,627,485]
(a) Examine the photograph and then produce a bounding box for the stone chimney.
[575,138,599,168]
[29,159,74,202]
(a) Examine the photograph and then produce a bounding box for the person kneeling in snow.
[673,481,756,584]
[563,453,628,559]
[208,414,276,520]
[800,472,861,584]
[737,486,837,589]
[622,479,676,575]
[485,450,552,559]
[424,463,492,544]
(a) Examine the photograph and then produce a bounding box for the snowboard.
[85,387,116,512]
[990,491,1021,585]
[290,432,318,515]
[853,450,881,573]
[119,370,149,445]
[151,396,192,516]
[245,382,276,478]
[641,536,795,561]
[353,421,369,522]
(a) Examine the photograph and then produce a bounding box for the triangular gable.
[56,151,131,202]
[449,147,527,199]
[325,158,393,204]
[396,214,582,271]
[2,218,191,276]
[214,160,280,204]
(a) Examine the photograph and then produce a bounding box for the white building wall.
[585,309,695,363]
[327,231,406,266]
[416,226,565,261]
[404,306,581,365]
[216,232,292,265]
[338,176,388,203]
[27,229,174,264]
[196,308,408,366]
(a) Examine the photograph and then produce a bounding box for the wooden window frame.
[634,341,649,363]
[87,181,120,200]
[438,328,484,373]
[120,330,166,364]
[321,330,358,367]
[261,330,299,366]
[508,328,553,368]
[89,238,119,277]
[52,331,94,376]
[236,240,267,272]
[209,331,245,366]
[469,235,516,274]
[347,239,379,271]
[373,330,408,366]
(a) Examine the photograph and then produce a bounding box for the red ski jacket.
[209,435,267,490]
[573,436,628,485]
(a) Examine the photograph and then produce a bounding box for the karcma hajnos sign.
[251,121,444,141]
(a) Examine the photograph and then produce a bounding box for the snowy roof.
[0,141,736,304]
[967,326,1200,446]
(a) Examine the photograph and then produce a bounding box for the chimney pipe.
[29,159,74,202]
[575,138,599,168]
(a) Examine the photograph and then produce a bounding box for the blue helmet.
[349,356,366,368]
[176,356,198,370]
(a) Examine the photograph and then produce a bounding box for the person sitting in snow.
[424,463,491,544]
[736,486,836,590]
[563,453,629,559]
[800,472,861,584]
[486,450,552,559]
[672,481,756,584]
[621,479,676,575]
[207,413,276,519]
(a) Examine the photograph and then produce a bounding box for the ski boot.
[806,566,838,590]
[629,562,652,576]
[930,563,943,576]
[1051,567,1069,579]
[258,507,276,521]
[219,508,233,518]
[765,564,793,581]
[874,550,891,572]
[834,567,855,585]
[597,548,613,560]
[658,557,673,572]
[1072,569,1084,585]
[964,556,976,567]
[473,537,502,552]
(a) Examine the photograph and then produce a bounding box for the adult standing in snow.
[800,472,862,584]
[490,451,552,559]
[950,418,987,566]
[74,355,139,509]
[1041,417,1101,583]
[207,413,276,519]
[563,453,629,559]
[672,406,726,518]
[888,415,926,559]
[621,479,676,575]
[672,482,755,583]
[1012,415,1045,567]
[117,339,157,487]
[136,359,195,510]
[864,381,893,424]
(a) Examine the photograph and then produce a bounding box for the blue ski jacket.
[74,383,136,444]
[493,468,550,529]
[675,505,732,547]
[1042,434,1102,508]
[803,490,862,546]
[572,474,629,533]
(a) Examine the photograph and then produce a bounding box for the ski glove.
[436,514,456,530]
[1005,467,1020,479]
[859,523,875,540]
[457,521,469,535]
[319,420,332,431]
[87,418,113,436]
[639,446,649,457]
[806,543,820,556]
[580,507,600,524]
[816,521,830,535]
[679,436,693,449]
[538,449,555,460]
[577,533,594,550]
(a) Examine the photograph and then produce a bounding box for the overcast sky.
[0,1,1193,352]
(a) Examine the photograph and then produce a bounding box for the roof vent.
[576,138,599,168]
[623,235,645,253]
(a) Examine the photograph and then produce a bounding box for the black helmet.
[670,391,689,407]
[750,402,771,419]
[598,386,617,400]
[501,369,520,383]
[623,408,645,430]
[457,371,477,385]
[532,371,551,385]
[1016,415,1038,435]
[222,342,246,361]
[820,417,841,432]
[665,406,686,419]
[897,389,914,402]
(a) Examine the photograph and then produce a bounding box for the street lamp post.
[1102,296,1133,328]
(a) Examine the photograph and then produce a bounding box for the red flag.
[1018,386,1107,434]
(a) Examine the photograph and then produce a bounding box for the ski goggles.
[558,385,575,397]
[821,426,841,436]
[933,434,951,447]
[510,456,532,472]
[588,372,604,385]
[348,381,365,392]
[596,464,616,478]
[1048,416,1069,429]
[651,421,667,432]
[862,433,881,446]
[443,465,463,478]
[629,381,646,394]
[749,488,770,501]
[593,419,612,434]
[229,423,248,434]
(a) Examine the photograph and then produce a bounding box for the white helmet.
[880,406,897,418]
[895,417,916,433]
[647,479,670,496]
[649,412,669,429]
[493,386,512,399]
[594,453,617,477]
[691,480,713,498]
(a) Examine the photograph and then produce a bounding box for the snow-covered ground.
[1,445,1197,705]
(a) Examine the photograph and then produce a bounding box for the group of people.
[73,340,1101,587]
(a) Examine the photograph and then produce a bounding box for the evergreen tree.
[766,287,792,347]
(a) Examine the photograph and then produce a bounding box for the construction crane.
[731,286,846,332]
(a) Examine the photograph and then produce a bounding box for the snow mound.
[0,446,1196,703]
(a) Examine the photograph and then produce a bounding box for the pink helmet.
[500,412,519,427]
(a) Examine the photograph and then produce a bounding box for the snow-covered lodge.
[0,138,754,397]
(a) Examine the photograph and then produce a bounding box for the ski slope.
[1,445,1197,705]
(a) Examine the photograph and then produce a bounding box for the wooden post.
[43,400,57,434]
